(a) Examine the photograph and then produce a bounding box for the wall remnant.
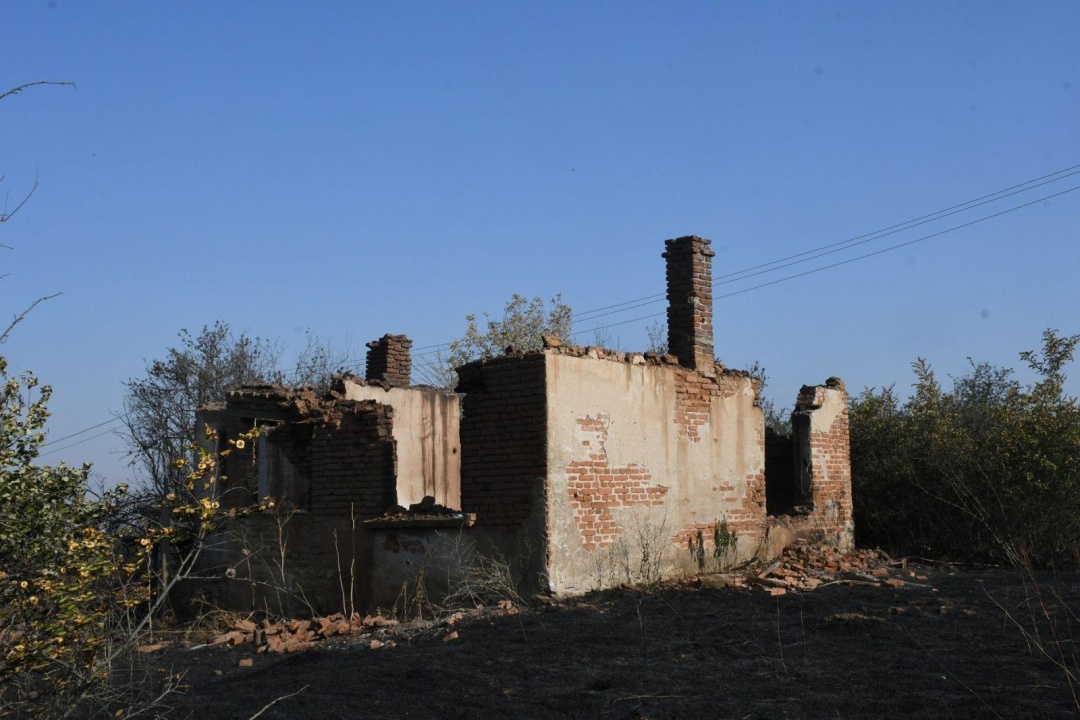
[189,234,854,612]
[366,334,413,387]
[193,334,459,613]
[566,413,667,551]
[664,235,715,372]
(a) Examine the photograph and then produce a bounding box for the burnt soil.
[159,565,1080,719]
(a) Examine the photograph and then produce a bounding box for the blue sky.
[2,1,1077,485]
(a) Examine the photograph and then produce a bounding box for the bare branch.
[1,292,61,344]
[0,80,76,102]
[1,172,39,224]
[247,685,309,720]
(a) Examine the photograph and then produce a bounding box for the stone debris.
[136,642,171,654]
[212,612,381,655]
[699,542,932,595]
[204,604,502,656]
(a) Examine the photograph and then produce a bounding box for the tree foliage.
[417,294,572,389]
[850,329,1080,566]
[118,322,281,498]
[1,352,275,716]
[0,357,152,714]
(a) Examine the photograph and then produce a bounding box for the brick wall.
[366,334,412,387]
[566,413,667,551]
[307,400,397,519]
[663,235,715,371]
[456,353,547,527]
[193,387,398,613]
[793,379,853,547]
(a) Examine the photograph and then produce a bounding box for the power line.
[566,183,1080,337]
[409,161,1080,358]
[38,428,119,458]
[41,417,119,447]
[571,163,1080,325]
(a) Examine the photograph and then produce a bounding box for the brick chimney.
[663,235,715,371]
[365,334,412,387]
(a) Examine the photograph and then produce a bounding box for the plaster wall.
[344,381,461,509]
[543,353,765,594]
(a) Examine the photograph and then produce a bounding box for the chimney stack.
[366,334,412,387]
[663,235,715,371]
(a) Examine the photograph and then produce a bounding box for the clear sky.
[2,1,1077,486]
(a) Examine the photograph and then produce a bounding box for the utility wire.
[565,183,1080,338]
[50,169,1077,450]
[41,417,120,447]
[409,162,1080,358]
[571,163,1080,325]
[38,428,119,458]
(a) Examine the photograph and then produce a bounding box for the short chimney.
[663,235,715,371]
[366,334,412,387]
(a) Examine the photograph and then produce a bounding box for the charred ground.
[150,563,1079,719]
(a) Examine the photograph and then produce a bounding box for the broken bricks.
[745,543,929,595]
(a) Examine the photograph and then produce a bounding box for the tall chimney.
[366,334,412,387]
[663,235,715,371]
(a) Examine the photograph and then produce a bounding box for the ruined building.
[193,236,853,613]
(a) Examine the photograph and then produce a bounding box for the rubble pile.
[193,601,513,657]
[208,612,402,654]
[746,543,930,596]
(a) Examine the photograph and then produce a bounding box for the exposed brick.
[366,334,413,388]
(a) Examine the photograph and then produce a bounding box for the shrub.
[851,329,1080,566]
[0,357,152,715]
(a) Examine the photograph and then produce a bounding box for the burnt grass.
[163,565,1080,719]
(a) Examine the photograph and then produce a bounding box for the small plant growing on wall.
[714,518,738,566]
[689,517,738,573]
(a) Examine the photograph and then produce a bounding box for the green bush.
[851,329,1080,566]
[0,357,149,714]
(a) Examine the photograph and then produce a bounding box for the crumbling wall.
[543,345,765,594]
[664,235,715,371]
[793,379,853,549]
[454,353,549,595]
[765,379,854,553]
[344,380,461,510]
[365,334,412,387]
[455,353,547,528]
[193,386,398,614]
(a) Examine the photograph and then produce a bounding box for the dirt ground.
[154,564,1079,719]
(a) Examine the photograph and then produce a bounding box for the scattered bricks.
[238,658,253,668]
[325,620,351,637]
[283,636,315,653]
[234,619,257,633]
[210,630,248,647]
[443,631,459,643]
[369,639,384,650]
[288,619,312,634]
[137,643,169,654]
[748,544,916,595]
